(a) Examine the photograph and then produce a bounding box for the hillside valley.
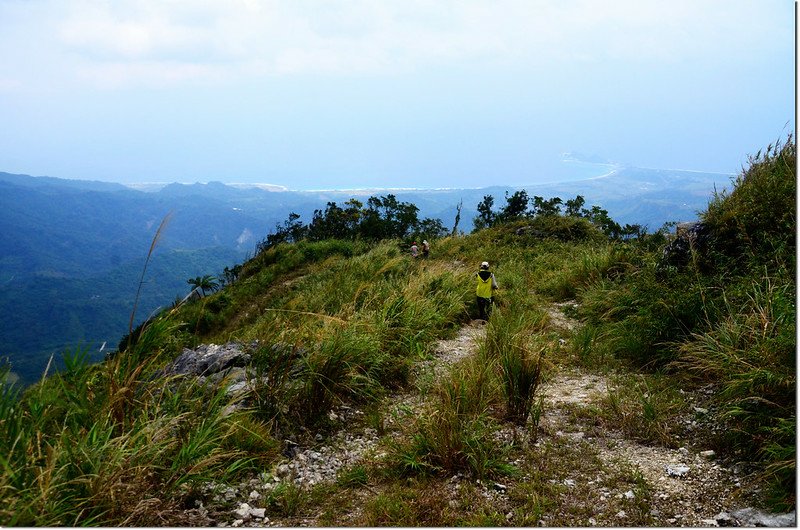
[0,164,730,386]
[0,137,794,526]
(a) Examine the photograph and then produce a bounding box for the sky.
[0,0,794,191]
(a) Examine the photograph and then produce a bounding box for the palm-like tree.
[187,275,219,297]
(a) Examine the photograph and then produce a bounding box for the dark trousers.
[477,296,493,320]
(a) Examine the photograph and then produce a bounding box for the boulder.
[716,508,796,527]
[165,343,252,378]
[659,221,712,270]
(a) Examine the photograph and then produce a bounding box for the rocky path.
[540,372,743,526]
[199,309,794,527]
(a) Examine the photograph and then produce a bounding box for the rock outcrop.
[660,221,712,270]
[163,342,253,379]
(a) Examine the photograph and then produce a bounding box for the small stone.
[563,479,576,487]
[234,503,252,520]
[694,406,709,414]
[588,517,597,526]
[249,490,261,501]
[616,510,627,518]
[666,464,690,477]
[231,519,244,527]
[251,508,267,519]
[624,490,635,499]
[700,450,716,458]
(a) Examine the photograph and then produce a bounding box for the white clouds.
[0,0,790,90]
[0,0,792,191]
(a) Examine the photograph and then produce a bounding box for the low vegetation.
[0,138,794,525]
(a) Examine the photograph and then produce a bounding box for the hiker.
[422,240,430,258]
[475,261,498,320]
[410,241,419,258]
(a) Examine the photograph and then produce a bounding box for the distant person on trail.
[422,240,430,258]
[410,242,419,258]
[475,261,498,320]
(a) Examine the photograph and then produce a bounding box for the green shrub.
[671,275,795,501]
[390,357,508,479]
[703,135,795,274]
[575,137,796,506]
[602,374,688,447]
[481,310,546,425]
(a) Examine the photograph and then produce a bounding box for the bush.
[575,137,796,506]
[703,135,795,274]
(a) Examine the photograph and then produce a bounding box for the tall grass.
[671,275,795,506]
[573,136,796,506]
[128,212,173,336]
[3,137,793,523]
[602,374,687,447]
[0,351,261,526]
[390,355,507,479]
[539,244,632,300]
[703,135,795,274]
[481,309,547,425]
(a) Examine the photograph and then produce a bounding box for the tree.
[187,275,219,297]
[415,218,448,241]
[620,223,645,240]
[220,264,243,286]
[499,190,530,221]
[564,195,586,217]
[307,202,346,241]
[359,194,420,240]
[582,205,622,239]
[531,195,563,217]
[259,212,307,252]
[451,199,463,236]
[473,194,496,231]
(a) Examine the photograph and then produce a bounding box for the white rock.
[226,381,248,395]
[251,508,267,519]
[666,464,690,477]
[624,490,635,499]
[700,450,716,458]
[234,503,252,520]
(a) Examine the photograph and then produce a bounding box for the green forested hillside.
[0,138,793,526]
[0,246,244,386]
[0,165,727,387]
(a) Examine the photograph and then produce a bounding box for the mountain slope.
[0,163,728,386]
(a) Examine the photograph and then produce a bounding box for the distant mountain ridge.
[0,165,730,385]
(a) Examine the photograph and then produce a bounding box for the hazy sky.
[0,0,794,190]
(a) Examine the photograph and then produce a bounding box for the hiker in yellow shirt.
[475,261,498,320]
